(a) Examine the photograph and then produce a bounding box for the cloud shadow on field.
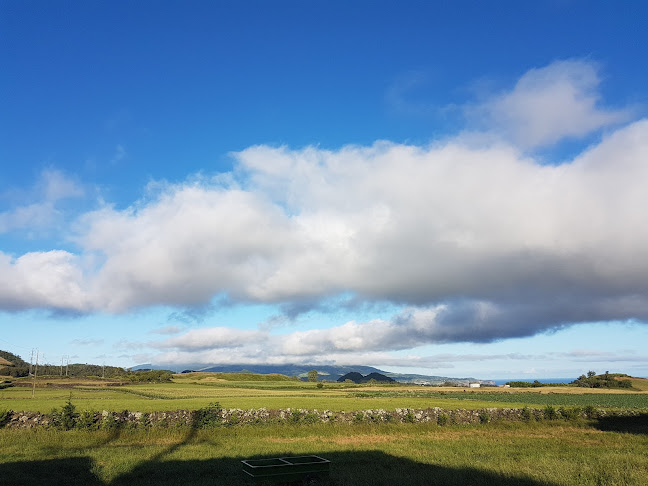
[0,449,560,486]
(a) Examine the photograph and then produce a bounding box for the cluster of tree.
[506,380,546,388]
[505,380,569,388]
[0,350,28,366]
[571,371,633,389]
[337,372,396,384]
[0,350,173,383]
[126,369,173,383]
[0,350,29,377]
[35,363,128,379]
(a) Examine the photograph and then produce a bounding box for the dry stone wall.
[1,406,642,429]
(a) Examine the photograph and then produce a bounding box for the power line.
[0,336,32,351]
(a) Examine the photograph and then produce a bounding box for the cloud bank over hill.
[1,60,647,364]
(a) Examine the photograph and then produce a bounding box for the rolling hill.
[132,362,491,385]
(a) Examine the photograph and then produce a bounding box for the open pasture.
[1,420,647,485]
[1,374,647,413]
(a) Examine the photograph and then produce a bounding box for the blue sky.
[1,1,647,379]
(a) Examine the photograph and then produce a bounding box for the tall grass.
[1,420,646,485]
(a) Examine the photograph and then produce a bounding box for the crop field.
[1,374,647,485]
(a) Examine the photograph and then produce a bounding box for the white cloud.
[71,338,104,346]
[0,169,84,234]
[467,60,630,149]
[150,325,185,335]
[0,250,89,311]
[1,61,647,358]
[154,327,265,351]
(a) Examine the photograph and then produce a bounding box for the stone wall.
[1,406,642,429]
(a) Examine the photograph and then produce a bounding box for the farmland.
[2,373,647,414]
[1,373,647,485]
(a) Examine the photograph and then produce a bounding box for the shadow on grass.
[0,457,104,486]
[594,413,648,435]
[0,449,558,486]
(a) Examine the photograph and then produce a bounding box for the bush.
[101,412,120,430]
[288,409,302,424]
[0,381,14,390]
[50,398,78,430]
[139,412,151,428]
[353,412,364,423]
[0,409,11,428]
[227,412,241,426]
[544,405,558,420]
[303,412,321,425]
[520,406,533,422]
[479,411,491,424]
[77,410,99,430]
[437,414,448,426]
[559,407,581,421]
[192,402,222,429]
[584,405,599,419]
[60,399,78,430]
[404,410,415,423]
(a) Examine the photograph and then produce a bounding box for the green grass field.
[1,420,647,485]
[1,374,647,485]
[2,374,647,413]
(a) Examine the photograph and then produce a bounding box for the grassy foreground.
[1,420,647,486]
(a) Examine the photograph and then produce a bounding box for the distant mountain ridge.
[337,371,395,383]
[132,362,493,385]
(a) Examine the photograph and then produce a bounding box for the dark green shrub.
[353,412,364,423]
[404,410,415,423]
[77,410,99,430]
[0,381,14,390]
[192,402,222,428]
[437,414,448,426]
[479,411,491,424]
[0,409,11,428]
[520,406,532,422]
[288,410,302,424]
[544,405,558,420]
[102,412,120,430]
[303,412,320,425]
[584,405,599,419]
[50,398,78,430]
[138,412,151,428]
[449,411,458,425]
[559,407,581,421]
[227,411,240,426]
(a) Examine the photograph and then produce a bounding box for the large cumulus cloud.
[2,60,647,355]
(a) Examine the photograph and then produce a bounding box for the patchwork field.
[1,374,647,485]
[2,374,647,413]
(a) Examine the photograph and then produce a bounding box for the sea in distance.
[492,378,575,386]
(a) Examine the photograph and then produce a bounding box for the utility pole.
[102,361,105,379]
[29,349,34,376]
[32,349,39,398]
[60,356,64,376]
[66,356,69,377]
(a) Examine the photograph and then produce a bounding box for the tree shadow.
[0,449,560,486]
[39,428,123,457]
[593,413,648,435]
